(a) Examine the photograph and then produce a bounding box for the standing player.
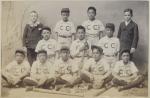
[2,49,30,87]
[54,8,76,50]
[81,45,112,89]
[117,8,139,59]
[35,27,57,64]
[23,11,43,65]
[98,23,120,68]
[82,6,105,45]
[70,25,90,69]
[112,50,144,91]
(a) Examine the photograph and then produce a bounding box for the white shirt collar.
[125,20,131,26]
[28,21,40,27]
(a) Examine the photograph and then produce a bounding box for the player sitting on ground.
[53,46,82,91]
[81,45,112,89]
[2,49,30,88]
[23,50,55,90]
[112,49,145,92]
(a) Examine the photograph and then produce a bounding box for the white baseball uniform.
[2,60,30,84]
[54,58,78,83]
[54,20,76,49]
[82,19,105,45]
[70,39,91,68]
[35,38,57,63]
[98,36,120,68]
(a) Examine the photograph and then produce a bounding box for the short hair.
[37,50,47,55]
[42,27,51,32]
[121,49,130,56]
[105,23,115,32]
[124,8,133,16]
[76,25,86,32]
[15,49,25,56]
[87,6,96,15]
[61,8,70,13]
[91,45,103,54]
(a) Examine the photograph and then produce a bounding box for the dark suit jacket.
[23,23,43,49]
[117,20,139,52]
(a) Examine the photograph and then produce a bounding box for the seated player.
[70,25,90,70]
[2,49,30,87]
[97,23,120,68]
[81,45,112,89]
[35,27,57,64]
[53,46,81,90]
[112,50,145,91]
[23,50,55,89]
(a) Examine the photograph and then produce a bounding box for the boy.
[81,45,112,89]
[98,23,120,68]
[54,8,76,49]
[2,49,30,87]
[35,27,57,64]
[117,8,139,59]
[23,50,55,89]
[70,25,90,69]
[23,11,43,66]
[54,46,81,90]
[82,6,105,45]
[112,50,144,91]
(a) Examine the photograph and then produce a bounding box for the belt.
[58,35,71,38]
[105,55,115,57]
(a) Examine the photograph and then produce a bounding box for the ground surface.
[1,86,148,98]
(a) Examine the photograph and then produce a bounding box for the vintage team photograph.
[1,0,149,98]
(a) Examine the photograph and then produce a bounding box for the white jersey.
[82,19,105,36]
[113,60,138,77]
[98,36,120,56]
[70,39,91,57]
[35,39,57,56]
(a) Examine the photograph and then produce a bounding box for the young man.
[53,46,81,90]
[23,11,43,65]
[54,8,76,49]
[98,23,120,68]
[112,50,144,91]
[2,49,30,87]
[70,25,90,69]
[35,27,57,64]
[82,6,105,45]
[23,50,55,89]
[81,45,112,89]
[117,8,139,59]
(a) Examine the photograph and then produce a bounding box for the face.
[124,11,132,22]
[38,53,47,63]
[42,30,51,40]
[92,48,101,61]
[77,29,85,40]
[87,9,96,20]
[121,52,130,63]
[105,28,114,38]
[61,50,69,61]
[30,12,38,23]
[15,53,25,64]
[61,12,69,21]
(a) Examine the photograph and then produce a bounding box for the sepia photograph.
[1,0,149,98]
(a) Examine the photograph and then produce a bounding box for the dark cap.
[91,45,103,54]
[42,26,51,32]
[61,8,70,13]
[15,49,26,56]
[60,46,70,52]
[105,23,115,31]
